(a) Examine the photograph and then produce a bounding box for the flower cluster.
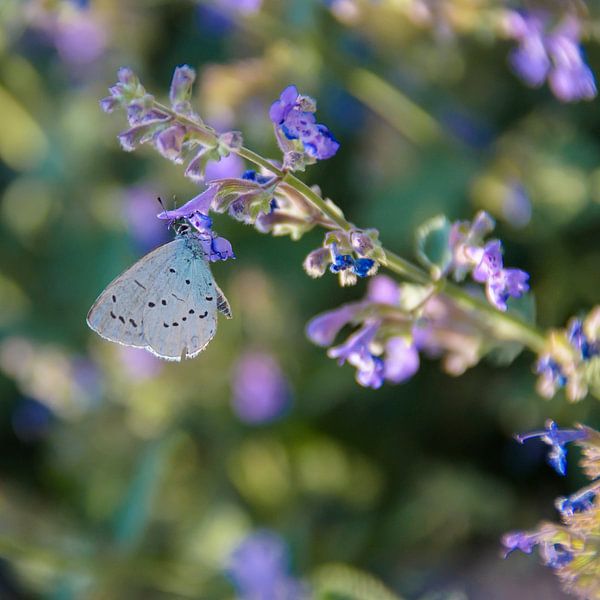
[101,66,242,183]
[225,531,309,599]
[307,275,419,389]
[270,85,340,170]
[304,228,384,286]
[503,421,600,599]
[535,308,600,402]
[157,185,235,262]
[505,11,597,103]
[449,211,529,311]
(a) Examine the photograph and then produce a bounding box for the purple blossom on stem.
[383,337,420,383]
[469,240,529,311]
[305,304,364,347]
[157,186,218,222]
[270,86,339,161]
[515,419,587,476]
[502,530,540,558]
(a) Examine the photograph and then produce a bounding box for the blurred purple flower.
[118,347,163,381]
[306,304,364,347]
[506,11,597,102]
[205,153,245,181]
[367,274,401,305]
[53,11,107,66]
[502,530,539,558]
[226,530,307,599]
[383,337,420,383]
[232,352,291,424]
[123,186,170,251]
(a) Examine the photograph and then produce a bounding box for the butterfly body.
[87,234,231,361]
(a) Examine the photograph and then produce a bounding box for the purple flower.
[305,304,364,347]
[269,85,300,124]
[205,153,245,181]
[502,530,539,558]
[169,65,195,113]
[225,531,306,599]
[328,321,379,366]
[515,420,587,476]
[154,124,187,163]
[383,337,420,383]
[502,181,532,228]
[506,11,597,102]
[157,186,218,221]
[199,234,235,262]
[536,355,567,397]
[469,240,529,311]
[472,240,503,282]
[486,268,530,312]
[367,275,400,306]
[232,351,291,424]
[270,86,339,161]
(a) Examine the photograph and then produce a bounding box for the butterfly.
[87,230,231,361]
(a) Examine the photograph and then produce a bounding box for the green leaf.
[415,215,452,280]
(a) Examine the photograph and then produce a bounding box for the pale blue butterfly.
[87,229,231,361]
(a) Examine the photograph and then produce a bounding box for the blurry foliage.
[0,0,598,598]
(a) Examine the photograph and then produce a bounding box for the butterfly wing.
[141,238,219,361]
[86,240,176,348]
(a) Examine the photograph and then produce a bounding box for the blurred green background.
[0,0,599,598]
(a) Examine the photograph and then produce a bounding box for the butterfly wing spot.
[185,279,190,285]
[161,299,167,305]
[148,302,155,307]
[118,316,125,324]
[163,323,169,328]
[172,293,184,301]
[112,295,116,302]
[188,309,194,314]
[169,268,176,273]
[134,280,146,290]
[129,319,138,327]
[110,311,116,319]
[206,296,213,301]
[199,311,208,319]
[173,322,179,327]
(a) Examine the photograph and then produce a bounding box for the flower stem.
[152,101,546,354]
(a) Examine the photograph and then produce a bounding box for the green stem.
[151,101,546,353]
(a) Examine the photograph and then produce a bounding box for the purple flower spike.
[383,337,420,383]
[269,85,299,124]
[157,186,218,221]
[232,352,290,424]
[209,235,235,261]
[515,420,588,476]
[306,304,364,347]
